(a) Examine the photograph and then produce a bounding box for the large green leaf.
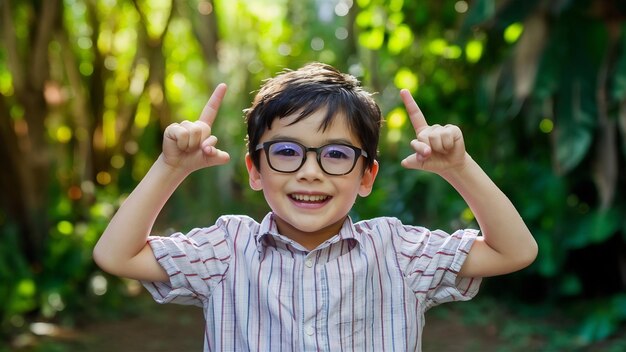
[577,295,626,344]
[612,26,626,159]
[612,26,626,101]
[578,310,616,344]
[554,121,594,174]
[460,0,542,46]
[491,0,542,29]
[565,209,621,249]
[552,19,605,172]
[460,0,496,30]
[553,74,596,173]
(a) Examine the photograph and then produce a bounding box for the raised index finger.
[198,83,228,126]
[400,89,428,134]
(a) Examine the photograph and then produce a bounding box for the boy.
[94,62,537,351]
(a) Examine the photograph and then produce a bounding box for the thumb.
[204,147,231,166]
[201,136,231,167]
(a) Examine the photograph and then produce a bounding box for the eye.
[270,142,302,157]
[322,145,353,160]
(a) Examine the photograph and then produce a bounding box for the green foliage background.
[1,0,626,350]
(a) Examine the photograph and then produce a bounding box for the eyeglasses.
[255,140,368,176]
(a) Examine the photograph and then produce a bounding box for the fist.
[399,89,468,174]
[161,84,230,173]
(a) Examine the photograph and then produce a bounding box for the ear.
[358,160,379,197]
[245,153,263,191]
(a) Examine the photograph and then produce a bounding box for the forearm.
[442,155,538,276]
[93,155,187,276]
[398,90,536,276]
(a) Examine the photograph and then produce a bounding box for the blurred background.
[1,0,626,350]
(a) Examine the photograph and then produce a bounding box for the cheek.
[259,172,287,194]
[337,178,362,201]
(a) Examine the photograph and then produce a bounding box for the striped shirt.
[142,213,481,351]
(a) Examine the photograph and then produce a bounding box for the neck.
[273,215,347,251]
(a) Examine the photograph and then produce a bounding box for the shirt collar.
[256,212,364,255]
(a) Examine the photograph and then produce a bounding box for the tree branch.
[30,0,61,88]
[1,0,25,93]
[178,0,218,64]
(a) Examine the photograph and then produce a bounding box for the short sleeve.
[141,220,232,307]
[396,225,482,311]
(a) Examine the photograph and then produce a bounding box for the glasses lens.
[320,144,357,175]
[267,141,304,172]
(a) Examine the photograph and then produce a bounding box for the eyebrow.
[267,135,357,147]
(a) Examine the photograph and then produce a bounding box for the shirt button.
[305,259,313,268]
[305,326,315,336]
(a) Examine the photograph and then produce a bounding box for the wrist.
[440,153,477,182]
[153,154,192,182]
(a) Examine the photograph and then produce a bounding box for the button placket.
[301,253,318,348]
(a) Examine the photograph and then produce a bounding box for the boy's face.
[245,108,378,249]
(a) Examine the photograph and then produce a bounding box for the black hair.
[245,62,382,171]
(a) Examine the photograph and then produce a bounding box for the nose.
[296,151,324,180]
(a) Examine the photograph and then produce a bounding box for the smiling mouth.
[289,194,330,203]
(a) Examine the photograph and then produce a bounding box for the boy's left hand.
[399,89,468,175]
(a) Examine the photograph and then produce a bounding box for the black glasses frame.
[255,140,368,176]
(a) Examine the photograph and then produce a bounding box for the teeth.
[291,194,328,202]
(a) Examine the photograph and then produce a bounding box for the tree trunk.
[0,0,61,267]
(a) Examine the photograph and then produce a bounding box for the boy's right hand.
[162,83,231,173]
